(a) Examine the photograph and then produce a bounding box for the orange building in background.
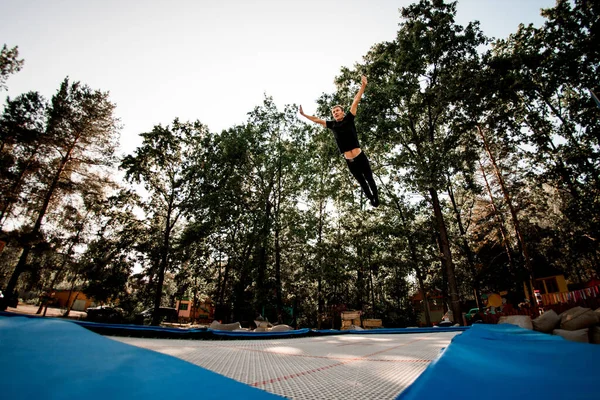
[52,290,95,311]
[175,297,214,323]
[411,290,445,326]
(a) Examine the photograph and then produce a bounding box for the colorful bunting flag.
[540,285,600,305]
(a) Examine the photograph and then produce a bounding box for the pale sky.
[1,0,556,156]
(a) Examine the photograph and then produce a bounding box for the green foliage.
[3,1,599,324]
[0,92,48,227]
[474,0,600,282]
[120,119,209,323]
[0,44,24,91]
[80,190,142,305]
[0,77,121,310]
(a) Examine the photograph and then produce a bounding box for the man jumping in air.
[299,75,379,207]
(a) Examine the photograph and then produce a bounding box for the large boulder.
[270,324,293,332]
[559,307,599,331]
[498,315,533,330]
[532,309,560,333]
[209,320,242,331]
[553,328,590,343]
[254,320,272,329]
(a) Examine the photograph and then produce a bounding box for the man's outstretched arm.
[299,105,326,126]
[349,75,367,116]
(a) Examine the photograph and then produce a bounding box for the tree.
[467,0,600,288]
[243,99,306,321]
[1,78,119,310]
[80,189,142,307]
[121,119,208,325]
[0,92,48,228]
[333,0,487,324]
[0,44,24,91]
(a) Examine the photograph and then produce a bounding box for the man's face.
[332,107,344,121]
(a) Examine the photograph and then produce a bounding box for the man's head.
[331,105,344,121]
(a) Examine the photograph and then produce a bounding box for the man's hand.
[298,105,326,126]
[350,75,368,115]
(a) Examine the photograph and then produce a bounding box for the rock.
[532,309,560,333]
[560,307,599,331]
[498,315,533,330]
[553,328,589,343]
[209,320,242,331]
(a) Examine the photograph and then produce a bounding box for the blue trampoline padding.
[0,311,213,339]
[397,323,600,400]
[0,312,467,339]
[0,316,282,400]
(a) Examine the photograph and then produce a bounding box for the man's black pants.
[345,151,379,204]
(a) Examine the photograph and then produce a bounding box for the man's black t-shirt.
[326,111,360,154]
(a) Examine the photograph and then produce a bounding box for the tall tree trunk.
[434,231,449,312]
[216,234,233,307]
[447,181,481,309]
[37,259,70,315]
[368,238,376,318]
[37,210,89,314]
[477,125,534,299]
[216,244,227,305]
[151,189,175,325]
[356,222,366,310]
[369,266,376,318]
[274,212,282,322]
[479,159,516,275]
[415,269,431,326]
[275,228,283,323]
[316,175,324,329]
[192,275,198,323]
[429,188,462,325]
[384,181,433,326]
[255,197,272,317]
[1,140,77,310]
[63,277,80,317]
[274,152,283,322]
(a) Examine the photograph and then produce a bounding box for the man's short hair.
[331,105,344,112]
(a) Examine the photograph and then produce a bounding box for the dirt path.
[5,303,87,319]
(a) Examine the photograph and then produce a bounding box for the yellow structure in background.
[175,298,214,322]
[53,290,94,311]
[524,274,568,301]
